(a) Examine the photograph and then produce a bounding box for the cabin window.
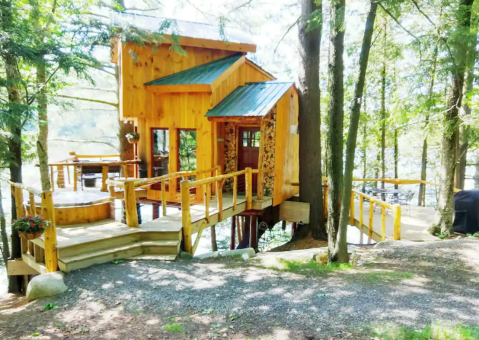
[178,129,197,171]
[151,128,170,178]
[242,130,261,147]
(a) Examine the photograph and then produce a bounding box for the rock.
[374,240,400,249]
[455,236,463,240]
[473,232,479,238]
[179,251,193,260]
[194,248,256,260]
[26,272,68,302]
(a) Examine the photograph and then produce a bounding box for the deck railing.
[350,189,401,241]
[8,181,58,273]
[47,152,140,192]
[107,166,220,228]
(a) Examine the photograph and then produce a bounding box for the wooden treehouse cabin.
[7,14,444,279]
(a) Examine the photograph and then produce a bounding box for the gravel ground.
[1,239,479,339]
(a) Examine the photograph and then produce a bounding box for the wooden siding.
[273,87,299,205]
[120,43,287,205]
[120,42,236,120]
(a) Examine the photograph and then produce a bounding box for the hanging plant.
[12,215,51,240]
[125,132,140,144]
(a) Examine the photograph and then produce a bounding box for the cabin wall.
[120,42,236,120]
[273,88,299,206]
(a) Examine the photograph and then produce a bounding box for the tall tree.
[326,0,346,262]
[431,0,475,236]
[296,0,326,241]
[332,0,378,262]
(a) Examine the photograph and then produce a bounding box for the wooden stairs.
[24,219,182,273]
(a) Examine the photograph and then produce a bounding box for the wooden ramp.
[353,201,438,242]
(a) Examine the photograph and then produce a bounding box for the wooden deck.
[353,201,438,242]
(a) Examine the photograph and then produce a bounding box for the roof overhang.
[145,55,246,95]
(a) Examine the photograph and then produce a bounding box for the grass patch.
[373,323,479,339]
[268,259,352,276]
[163,323,185,333]
[357,270,414,283]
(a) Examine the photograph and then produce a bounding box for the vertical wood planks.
[393,205,401,240]
[41,191,58,272]
[101,166,109,192]
[246,167,253,210]
[124,181,139,227]
[181,180,192,253]
[381,206,386,241]
[349,191,355,226]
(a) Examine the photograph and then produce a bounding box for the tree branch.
[57,95,118,108]
[379,3,419,43]
[229,0,254,13]
[75,87,117,93]
[274,16,301,55]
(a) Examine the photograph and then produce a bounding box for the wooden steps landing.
[49,219,181,272]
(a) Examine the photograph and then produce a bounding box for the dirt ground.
[1,238,478,340]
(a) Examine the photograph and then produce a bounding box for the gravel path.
[1,239,479,339]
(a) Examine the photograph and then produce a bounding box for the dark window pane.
[152,129,170,177]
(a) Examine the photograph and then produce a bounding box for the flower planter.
[19,231,44,240]
[127,138,139,144]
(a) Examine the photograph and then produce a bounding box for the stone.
[194,248,256,260]
[473,232,479,238]
[26,272,68,302]
[455,235,463,240]
[179,251,193,260]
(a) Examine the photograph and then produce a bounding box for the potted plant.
[12,215,50,240]
[125,132,140,144]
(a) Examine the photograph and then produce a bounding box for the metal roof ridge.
[144,53,244,86]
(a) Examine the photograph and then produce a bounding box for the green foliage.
[372,323,479,340]
[269,259,352,276]
[43,302,58,311]
[163,322,185,333]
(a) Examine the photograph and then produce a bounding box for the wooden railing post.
[124,180,139,227]
[73,165,78,192]
[204,183,211,222]
[101,166,109,192]
[29,193,36,215]
[368,200,374,242]
[246,167,253,210]
[41,191,58,272]
[349,191,355,226]
[233,176,237,210]
[393,204,401,240]
[181,180,192,254]
[161,182,167,217]
[12,186,25,218]
[217,179,224,222]
[359,195,364,243]
[50,167,55,192]
[56,165,65,188]
[214,165,222,195]
[381,206,386,241]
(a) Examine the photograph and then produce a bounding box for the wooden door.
[238,127,260,193]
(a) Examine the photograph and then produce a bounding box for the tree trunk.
[3,0,24,293]
[36,59,52,192]
[431,0,474,236]
[474,151,479,188]
[326,0,346,262]
[0,184,10,265]
[333,0,377,263]
[296,0,326,240]
[380,23,387,193]
[362,120,367,193]
[454,27,477,190]
[419,42,439,206]
[394,128,398,189]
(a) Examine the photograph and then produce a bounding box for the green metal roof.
[145,53,243,86]
[205,82,293,117]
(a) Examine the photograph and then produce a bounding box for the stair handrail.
[7,180,58,272]
[180,167,254,254]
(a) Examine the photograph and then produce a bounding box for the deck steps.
[58,240,180,272]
